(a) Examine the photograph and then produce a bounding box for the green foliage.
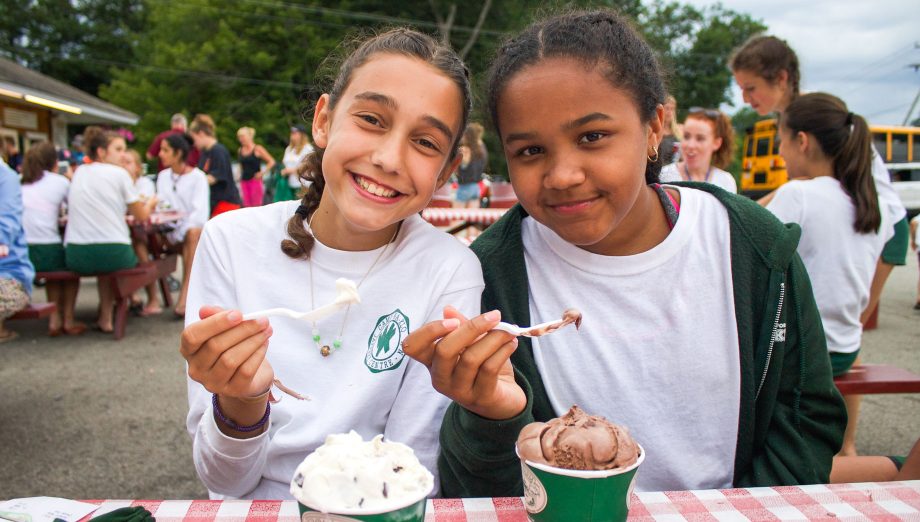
[645,1,766,115]
[0,0,146,95]
[5,0,766,178]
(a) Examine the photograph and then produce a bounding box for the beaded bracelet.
[212,393,270,433]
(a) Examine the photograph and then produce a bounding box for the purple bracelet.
[212,393,270,433]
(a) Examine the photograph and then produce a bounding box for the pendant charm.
[320,345,331,357]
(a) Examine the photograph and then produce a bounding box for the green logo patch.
[365,309,409,373]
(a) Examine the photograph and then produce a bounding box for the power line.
[825,42,916,85]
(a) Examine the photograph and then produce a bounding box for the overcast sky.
[682,0,920,125]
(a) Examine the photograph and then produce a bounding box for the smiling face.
[680,116,721,171]
[311,53,463,244]
[733,68,789,116]
[496,58,664,255]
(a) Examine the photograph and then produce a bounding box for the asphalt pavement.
[1,253,918,500]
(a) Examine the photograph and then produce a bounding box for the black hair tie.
[294,204,310,219]
[845,112,854,126]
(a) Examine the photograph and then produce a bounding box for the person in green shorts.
[21,143,85,336]
[63,126,158,333]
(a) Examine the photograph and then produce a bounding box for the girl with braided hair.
[178,28,481,499]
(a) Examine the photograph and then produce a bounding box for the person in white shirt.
[178,28,480,499]
[279,124,314,199]
[911,214,920,309]
[122,148,161,316]
[730,34,909,342]
[763,93,890,458]
[20,142,83,336]
[64,126,158,333]
[659,107,737,193]
[156,133,209,318]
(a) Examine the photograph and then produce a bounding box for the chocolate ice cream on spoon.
[492,308,583,338]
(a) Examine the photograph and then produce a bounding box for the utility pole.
[904,52,920,125]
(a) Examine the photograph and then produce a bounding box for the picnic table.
[79,481,920,521]
[421,207,509,235]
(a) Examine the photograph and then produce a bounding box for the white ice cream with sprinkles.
[290,431,433,513]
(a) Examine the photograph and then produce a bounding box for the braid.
[280,148,325,259]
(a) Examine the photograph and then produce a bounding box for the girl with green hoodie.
[402,9,846,496]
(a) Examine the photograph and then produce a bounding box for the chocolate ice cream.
[517,405,639,471]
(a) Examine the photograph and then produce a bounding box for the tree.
[642,1,766,115]
[94,0,764,177]
[0,0,146,96]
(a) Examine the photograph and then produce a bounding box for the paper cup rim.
[517,442,645,478]
[297,480,433,516]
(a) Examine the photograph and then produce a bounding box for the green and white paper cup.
[295,483,431,522]
[517,443,645,522]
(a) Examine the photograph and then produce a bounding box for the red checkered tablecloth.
[421,208,509,227]
[80,481,920,521]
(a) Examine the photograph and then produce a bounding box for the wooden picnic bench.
[32,254,177,340]
[833,364,920,395]
[9,302,57,321]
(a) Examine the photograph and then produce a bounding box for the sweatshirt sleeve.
[0,170,22,244]
[437,368,536,498]
[184,220,270,497]
[738,254,846,486]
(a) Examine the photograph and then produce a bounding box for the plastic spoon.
[492,308,582,338]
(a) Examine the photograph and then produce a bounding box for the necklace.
[307,213,400,357]
[682,162,712,182]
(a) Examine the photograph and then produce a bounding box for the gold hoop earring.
[647,146,659,163]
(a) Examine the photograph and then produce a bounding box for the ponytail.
[21,142,57,184]
[782,93,880,234]
[838,114,878,234]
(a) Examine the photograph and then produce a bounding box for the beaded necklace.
[307,213,400,356]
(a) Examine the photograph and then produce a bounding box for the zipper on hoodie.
[756,281,785,400]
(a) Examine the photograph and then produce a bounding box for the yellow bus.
[741,120,920,212]
[739,119,786,199]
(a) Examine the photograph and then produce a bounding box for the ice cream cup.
[295,482,432,522]
[517,443,645,522]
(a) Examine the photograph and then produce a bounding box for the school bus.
[741,120,920,212]
[739,119,786,199]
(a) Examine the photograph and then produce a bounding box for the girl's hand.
[0,244,8,258]
[180,305,275,400]
[255,171,264,180]
[402,306,525,421]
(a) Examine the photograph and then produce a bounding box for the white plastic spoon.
[492,308,583,338]
[242,278,360,322]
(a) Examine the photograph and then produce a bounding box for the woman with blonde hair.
[660,94,683,164]
[236,126,275,207]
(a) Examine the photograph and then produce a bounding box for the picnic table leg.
[113,297,129,340]
[159,276,174,308]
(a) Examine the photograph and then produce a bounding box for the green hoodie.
[438,183,846,497]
